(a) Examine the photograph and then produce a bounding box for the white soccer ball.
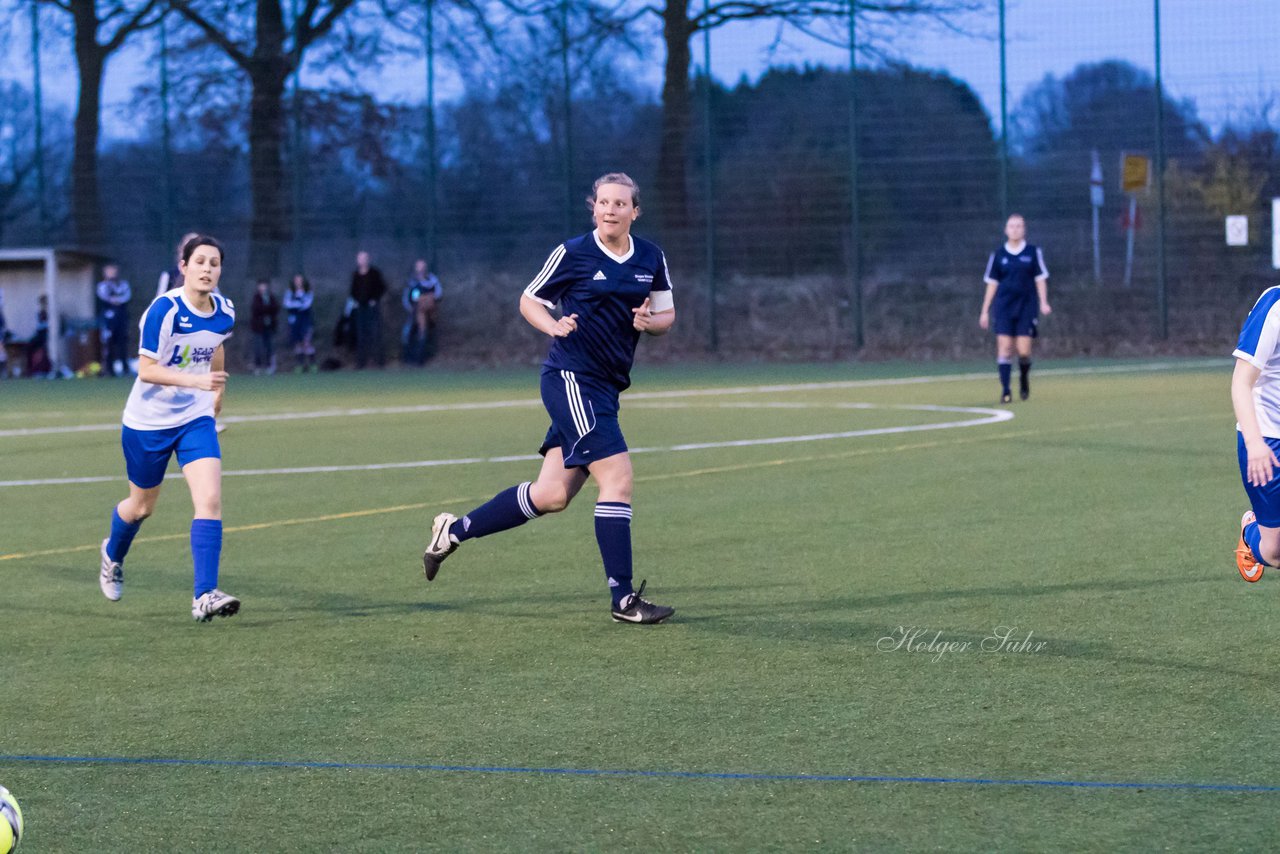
[0,786,22,853]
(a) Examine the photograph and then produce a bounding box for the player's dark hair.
[181,234,224,263]
[292,274,311,293]
[586,172,640,210]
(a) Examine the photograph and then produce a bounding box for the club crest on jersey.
[634,273,654,283]
[167,344,215,368]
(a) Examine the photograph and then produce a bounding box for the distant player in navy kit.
[422,173,677,624]
[979,214,1051,403]
[1232,286,1280,582]
[98,235,241,622]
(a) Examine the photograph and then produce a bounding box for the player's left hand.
[632,298,653,331]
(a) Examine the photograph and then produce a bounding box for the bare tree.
[165,0,362,277]
[32,0,162,249]
[641,0,985,232]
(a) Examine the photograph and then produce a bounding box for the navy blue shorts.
[288,314,312,345]
[539,369,628,468]
[993,299,1039,338]
[122,416,221,489]
[1239,432,1280,527]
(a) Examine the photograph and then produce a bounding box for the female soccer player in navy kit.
[979,214,1051,403]
[1232,286,1280,582]
[98,235,241,621]
[422,173,677,623]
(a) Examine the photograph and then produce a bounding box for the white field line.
[0,359,1224,439]
[0,403,1011,487]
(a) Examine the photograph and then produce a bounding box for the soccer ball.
[0,786,22,853]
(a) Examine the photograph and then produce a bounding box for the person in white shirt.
[99,234,242,622]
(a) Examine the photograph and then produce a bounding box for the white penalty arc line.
[0,359,1223,439]
[0,404,1012,487]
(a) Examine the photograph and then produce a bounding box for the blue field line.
[0,754,1276,793]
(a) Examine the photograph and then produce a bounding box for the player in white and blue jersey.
[421,173,677,624]
[979,214,1052,403]
[1231,285,1280,582]
[98,235,242,622]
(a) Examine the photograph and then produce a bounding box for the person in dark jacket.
[250,278,280,375]
[350,251,387,369]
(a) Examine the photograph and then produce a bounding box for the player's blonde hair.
[586,172,641,210]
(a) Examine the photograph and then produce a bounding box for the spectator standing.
[283,273,316,372]
[349,250,387,369]
[156,232,200,298]
[97,264,133,377]
[28,294,52,377]
[250,278,280,375]
[402,259,443,365]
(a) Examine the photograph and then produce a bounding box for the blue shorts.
[539,368,628,468]
[122,416,221,489]
[993,298,1039,338]
[1239,432,1280,527]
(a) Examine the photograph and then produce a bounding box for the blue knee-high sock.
[106,507,143,563]
[1245,520,1269,566]
[191,518,222,597]
[449,482,542,543]
[997,358,1013,395]
[595,502,633,608]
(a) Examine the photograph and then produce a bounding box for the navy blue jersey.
[523,231,674,390]
[983,243,1048,304]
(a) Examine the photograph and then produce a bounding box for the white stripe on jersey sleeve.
[1035,247,1049,279]
[650,290,674,313]
[523,244,567,308]
[983,252,997,284]
[1235,300,1280,370]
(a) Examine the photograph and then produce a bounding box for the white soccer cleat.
[422,512,459,581]
[192,588,241,622]
[99,538,124,601]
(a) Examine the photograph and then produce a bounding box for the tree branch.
[166,0,253,69]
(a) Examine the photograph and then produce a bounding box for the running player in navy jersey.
[1232,286,1280,582]
[979,214,1051,403]
[422,173,677,624]
[98,235,241,622]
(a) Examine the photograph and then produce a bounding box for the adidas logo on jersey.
[592,270,606,281]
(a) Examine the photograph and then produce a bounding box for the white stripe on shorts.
[561,370,590,437]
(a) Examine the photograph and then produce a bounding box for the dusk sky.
[1,0,1277,140]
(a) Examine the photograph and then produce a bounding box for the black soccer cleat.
[1019,377,1030,401]
[611,580,674,624]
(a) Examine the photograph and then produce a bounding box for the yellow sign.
[1121,153,1151,193]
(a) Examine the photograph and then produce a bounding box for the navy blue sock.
[997,359,1012,395]
[191,518,222,597]
[450,482,542,543]
[595,502,633,608]
[106,507,143,563]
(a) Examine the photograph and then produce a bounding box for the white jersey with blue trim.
[1234,285,1280,438]
[122,290,235,430]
